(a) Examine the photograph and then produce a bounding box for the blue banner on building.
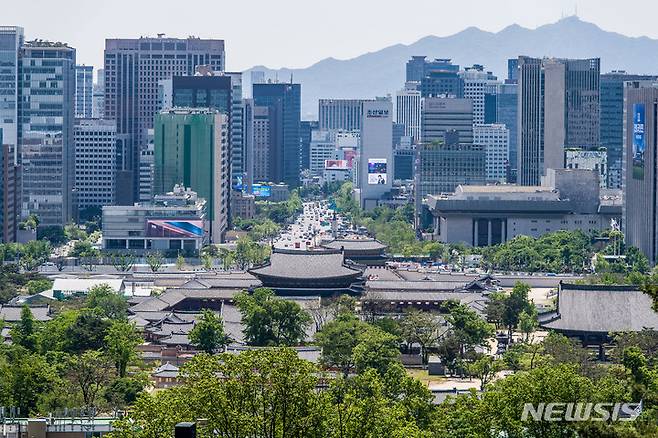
[633,103,646,180]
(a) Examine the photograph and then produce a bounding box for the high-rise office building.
[421,70,464,98]
[415,135,486,214]
[474,124,509,183]
[460,66,499,125]
[300,120,318,171]
[517,56,600,185]
[396,85,422,142]
[0,130,19,243]
[74,119,116,208]
[309,130,336,176]
[622,81,658,264]
[92,68,105,119]
[318,99,372,131]
[359,99,393,209]
[104,36,225,203]
[484,83,518,182]
[601,72,658,189]
[0,26,23,166]
[74,65,93,118]
[252,83,301,186]
[243,100,272,187]
[139,133,154,203]
[507,58,519,84]
[20,40,76,227]
[421,98,473,145]
[406,56,459,83]
[154,108,229,243]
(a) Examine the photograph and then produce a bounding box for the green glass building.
[154,109,229,242]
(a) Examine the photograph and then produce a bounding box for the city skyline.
[4,0,658,73]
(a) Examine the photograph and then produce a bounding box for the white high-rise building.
[75,65,93,118]
[359,99,393,209]
[74,119,117,208]
[474,124,509,183]
[309,130,336,176]
[460,66,500,125]
[395,84,422,143]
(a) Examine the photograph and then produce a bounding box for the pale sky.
[4,0,658,72]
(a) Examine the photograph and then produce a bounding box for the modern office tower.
[507,58,519,84]
[392,122,405,148]
[250,104,272,184]
[460,66,499,125]
[169,69,244,189]
[484,83,518,182]
[74,65,93,118]
[406,56,459,83]
[92,68,105,119]
[623,81,658,264]
[252,82,301,187]
[318,99,373,131]
[474,124,509,183]
[601,72,658,189]
[415,134,486,210]
[517,56,600,186]
[139,134,154,203]
[565,148,607,189]
[104,36,225,203]
[20,40,76,227]
[300,120,318,170]
[396,85,422,142]
[154,108,229,243]
[0,129,19,243]
[421,97,473,145]
[421,70,464,98]
[0,27,23,167]
[309,130,336,176]
[359,100,393,209]
[394,148,415,181]
[74,119,116,208]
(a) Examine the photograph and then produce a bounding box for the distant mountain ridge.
[243,16,658,119]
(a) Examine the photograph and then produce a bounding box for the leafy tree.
[86,283,128,319]
[502,282,533,340]
[315,313,369,376]
[468,355,502,390]
[67,350,113,409]
[110,252,136,272]
[201,253,214,270]
[145,251,164,272]
[188,310,229,354]
[64,309,112,353]
[64,222,88,241]
[399,309,447,365]
[518,307,538,343]
[10,306,38,351]
[0,346,60,414]
[175,253,185,270]
[104,320,142,377]
[352,327,400,375]
[103,375,148,410]
[235,288,311,346]
[446,303,494,359]
[26,278,52,295]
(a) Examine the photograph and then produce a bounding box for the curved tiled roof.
[541,283,658,333]
[249,249,363,280]
[322,238,387,252]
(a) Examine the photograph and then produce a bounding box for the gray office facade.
[104,36,225,204]
[20,41,76,226]
[74,65,93,118]
[421,97,473,145]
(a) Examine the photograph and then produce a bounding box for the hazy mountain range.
[243,16,658,119]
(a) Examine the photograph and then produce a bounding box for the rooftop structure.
[249,248,365,295]
[321,238,388,265]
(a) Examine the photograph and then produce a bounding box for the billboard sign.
[633,104,646,180]
[252,184,271,197]
[325,159,349,170]
[146,220,204,238]
[367,158,387,185]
